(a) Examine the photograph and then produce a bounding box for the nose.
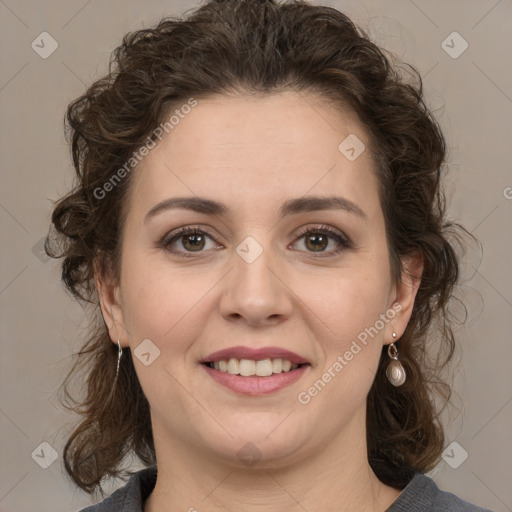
[219,239,293,327]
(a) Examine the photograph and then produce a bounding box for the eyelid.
[293,223,351,245]
[159,225,222,257]
[159,223,352,257]
[290,224,352,257]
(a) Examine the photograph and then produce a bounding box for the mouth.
[201,358,310,377]
[199,346,311,395]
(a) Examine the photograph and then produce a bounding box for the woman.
[46,0,493,510]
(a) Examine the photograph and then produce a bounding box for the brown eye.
[161,227,220,257]
[181,232,206,251]
[304,232,329,252]
[292,225,352,257]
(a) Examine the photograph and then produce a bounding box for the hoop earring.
[386,332,406,386]
[116,340,123,377]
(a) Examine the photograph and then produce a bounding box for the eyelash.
[160,224,352,259]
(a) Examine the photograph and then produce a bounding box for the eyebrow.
[144,195,368,223]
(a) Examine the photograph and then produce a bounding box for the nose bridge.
[219,234,292,324]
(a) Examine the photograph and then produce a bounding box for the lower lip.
[201,364,309,395]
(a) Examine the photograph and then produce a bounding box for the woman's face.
[99,91,419,468]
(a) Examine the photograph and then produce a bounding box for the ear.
[94,263,128,347]
[385,249,424,343]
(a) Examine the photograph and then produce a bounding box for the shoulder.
[77,466,157,512]
[387,472,494,512]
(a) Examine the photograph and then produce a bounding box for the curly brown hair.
[46,0,470,495]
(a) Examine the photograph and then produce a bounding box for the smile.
[203,357,302,377]
[201,360,310,395]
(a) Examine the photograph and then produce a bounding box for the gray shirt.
[78,466,494,511]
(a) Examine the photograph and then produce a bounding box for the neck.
[144,408,402,512]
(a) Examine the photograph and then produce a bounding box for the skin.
[97,91,423,512]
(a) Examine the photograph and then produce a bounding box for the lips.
[201,346,309,365]
[199,346,311,395]
[202,363,309,395]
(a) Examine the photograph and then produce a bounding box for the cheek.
[294,259,392,401]
[119,251,211,345]
[295,276,390,420]
[304,265,391,342]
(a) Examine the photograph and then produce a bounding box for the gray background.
[0,0,511,511]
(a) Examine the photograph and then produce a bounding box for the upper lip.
[201,346,309,365]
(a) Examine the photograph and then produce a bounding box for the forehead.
[126,91,380,222]
[163,91,364,157]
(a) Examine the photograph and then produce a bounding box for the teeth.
[239,359,255,376]
[256,359,273,377]
[209,357,300,377]
[227,358,239,375]
[272,358,283,373]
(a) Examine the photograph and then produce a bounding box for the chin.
[195,416,314,468]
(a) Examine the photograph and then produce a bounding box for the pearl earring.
[386,332,406,386]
